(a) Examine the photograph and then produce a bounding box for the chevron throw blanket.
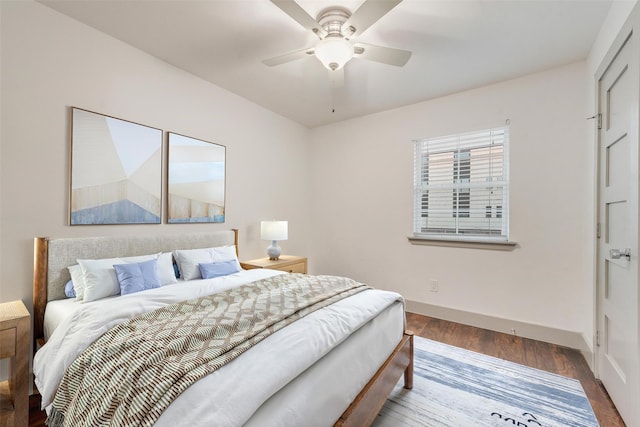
[47,274,370,427]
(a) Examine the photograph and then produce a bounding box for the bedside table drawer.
[0,328,15,359]
[241,255,308,274]
[272,262,306,274]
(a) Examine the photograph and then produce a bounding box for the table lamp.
[261,220,288,260]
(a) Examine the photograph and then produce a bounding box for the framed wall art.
[70,107,162,225]
[167,132,226,223]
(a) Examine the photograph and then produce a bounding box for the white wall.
[309,62,591,345]
[0,1,312,308]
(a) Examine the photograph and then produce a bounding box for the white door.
[596,9,640,427]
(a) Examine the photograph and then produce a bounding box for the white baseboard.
[406,299,594,370]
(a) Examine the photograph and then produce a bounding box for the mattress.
[43,297,80,341]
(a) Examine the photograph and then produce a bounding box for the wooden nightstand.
[0,301,29,427]
[241,255,308,274]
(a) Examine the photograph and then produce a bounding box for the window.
[413,126,509,241]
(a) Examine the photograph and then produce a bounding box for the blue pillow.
[64,279,76,298]
[198,260,241,279]
[114,259,162,295]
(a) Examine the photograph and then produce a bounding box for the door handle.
[610,248,631,260]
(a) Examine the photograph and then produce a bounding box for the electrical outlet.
[429,279,439,292]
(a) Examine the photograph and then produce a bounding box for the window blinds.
[413,126,509,241]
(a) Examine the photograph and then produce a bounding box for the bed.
[32,229,413,427]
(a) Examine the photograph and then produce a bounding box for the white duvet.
[34,269,404,426]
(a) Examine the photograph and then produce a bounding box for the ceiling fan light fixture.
[314,37,354,71]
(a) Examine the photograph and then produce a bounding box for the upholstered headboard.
[33,230,238,348]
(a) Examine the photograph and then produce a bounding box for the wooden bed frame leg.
[404,331,414,389]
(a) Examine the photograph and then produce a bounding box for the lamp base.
[267,241,281,260]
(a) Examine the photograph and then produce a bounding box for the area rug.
[373,336,599,427]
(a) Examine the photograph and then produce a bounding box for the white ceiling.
[39,0,612,128]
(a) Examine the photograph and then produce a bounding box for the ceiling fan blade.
[342,0,402,39]
[329,68,344,89]
[353,42,411,67]
[262,47,314,67]
[270,0,327,38]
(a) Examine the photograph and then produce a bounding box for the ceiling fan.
[263,0,412,87]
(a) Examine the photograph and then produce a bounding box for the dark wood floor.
[28,312,625,426]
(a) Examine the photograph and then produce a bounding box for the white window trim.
[412,126,513,246]
[407,235,518,251]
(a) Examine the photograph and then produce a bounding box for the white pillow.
[78,257,124,303]
[78,253,177,302]
[158,252,178,286]
[173,248,214,281]
[174,245,239,281]
[67,264,86,301]
[212,245,242,270]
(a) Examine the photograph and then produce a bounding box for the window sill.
[407,236,518,251]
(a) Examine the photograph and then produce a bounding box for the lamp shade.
[314,37,354,71]
[261,221,288,241]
